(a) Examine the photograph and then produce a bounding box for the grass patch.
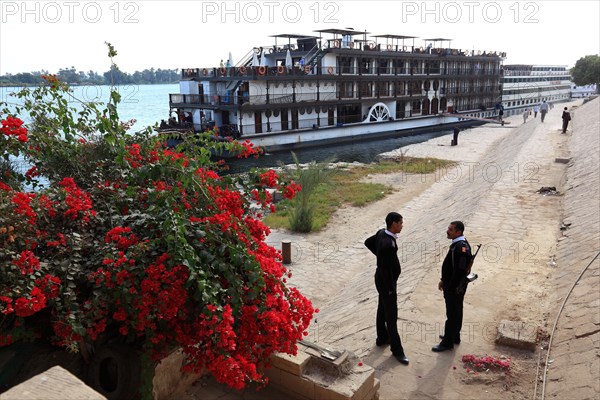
[264,157,455,231]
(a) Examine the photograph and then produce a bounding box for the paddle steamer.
[168,28,505,151]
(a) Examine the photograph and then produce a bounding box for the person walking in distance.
[540,100,550,122]
[561,107,571,133]
[432,221,472,352]
[364,212,409,365]
[522,108,530,124]
[533,104,539,118]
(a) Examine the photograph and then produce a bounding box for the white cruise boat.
[501,65,572,115]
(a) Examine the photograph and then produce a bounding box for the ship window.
[378,59,389,74]
[340,57,353,74]
[360,82,373,97]
[360,58,373,74]
[340,82,354,98]
[273,110,280,117]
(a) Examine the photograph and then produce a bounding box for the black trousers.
[441,289,464,347]
[375,277,404,355]
[562,120,569,133]
[452,131,459,146]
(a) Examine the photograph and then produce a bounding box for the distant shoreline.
[0,82,179,88]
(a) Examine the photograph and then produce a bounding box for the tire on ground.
[87,344,142,400]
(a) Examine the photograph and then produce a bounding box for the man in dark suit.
[561,107,571,133]
[432,221,472,352]
[364,212,409,365]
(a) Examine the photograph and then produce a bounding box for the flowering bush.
[0,55,311,392]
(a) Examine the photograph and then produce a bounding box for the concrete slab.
[495,320,538,351]
[0,366,105,400]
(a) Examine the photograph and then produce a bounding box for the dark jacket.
[441,239,471,292]
[365,229,401,294]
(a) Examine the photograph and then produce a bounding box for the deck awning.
[313,28,369,36]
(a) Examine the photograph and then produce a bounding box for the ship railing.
[504,70,570,77]
[242,92,338,106]
[169,93,246,107]
[179,65,501,81]
[442,86,500,95]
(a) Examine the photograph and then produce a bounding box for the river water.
[2,83,453,172]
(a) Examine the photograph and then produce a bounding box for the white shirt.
[384,229,398,239]
[452,235,466,244]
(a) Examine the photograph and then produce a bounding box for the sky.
[1,0,599,75]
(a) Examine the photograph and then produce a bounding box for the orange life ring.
[349,42,355,49]
[419,47,424,52]
[332,40,340,48]
[327,66,334,75]
[368,43,375,50]
[239,66,247,74]
[387,44,393,51]
[202,68,208,76]
[402,45,407,51]
[219,67,227,76]
[277,65,285,74]
[304,65,311,74]
[258,66,266,75]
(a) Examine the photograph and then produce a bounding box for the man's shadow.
[407,352,456,399]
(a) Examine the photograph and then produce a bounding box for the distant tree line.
[0,66,181,86]
[570,55,600,88]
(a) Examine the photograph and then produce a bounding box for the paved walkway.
[543,99,600,400]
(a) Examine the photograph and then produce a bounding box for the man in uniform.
[364,212,409,365]
[432,221,472,352]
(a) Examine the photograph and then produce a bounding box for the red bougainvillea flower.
[14,287,47,317]
[1,117,28,142]
[12,250,41,275]
[283,181,302,199]
[59,177,96,222]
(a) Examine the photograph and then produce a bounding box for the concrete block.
[361,378,380,400]
[1,366,106,400]
[495,320,538,351]
[314,383,352,400]
[280,369,315,399]
[270,350,312,376]
[152,349,202,400]
[308,357,375,400]
[264,364,282,386]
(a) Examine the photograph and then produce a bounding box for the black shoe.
[431,343,454,352]
[438,335,461,344]
[376,337,389,347]
[393,353,409,365]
